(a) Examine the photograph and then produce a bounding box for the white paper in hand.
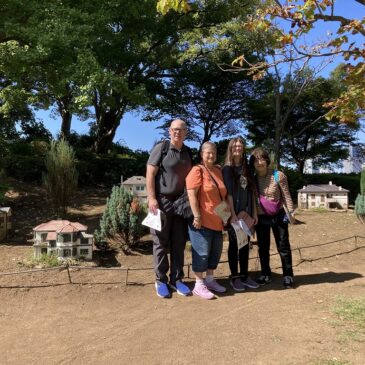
[238,219,252,237]
[231,221,249,250]
[142,209,164,231]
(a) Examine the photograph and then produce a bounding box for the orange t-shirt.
[186,165,228,231]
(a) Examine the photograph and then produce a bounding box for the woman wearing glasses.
[249,148,295,289]
[186,141,229,299]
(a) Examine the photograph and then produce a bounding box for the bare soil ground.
[0,180,364,365]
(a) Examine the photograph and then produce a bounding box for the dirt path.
[0,182,364,364]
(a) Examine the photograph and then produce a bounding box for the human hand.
[148,198,159,215]
[193,216,202,229]
[230,214,238,224]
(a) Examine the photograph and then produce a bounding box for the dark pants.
[227,226,249,279]
[255,211,293,277]
[150,196,187,284]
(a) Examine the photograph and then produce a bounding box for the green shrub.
[43,140,78,215]
[94,185,147,253]
[3,141,47,182]
[19,253,61,268]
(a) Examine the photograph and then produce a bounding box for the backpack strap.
[158,140,170,187]
[273,169,279,184]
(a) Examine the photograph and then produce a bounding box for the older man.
[146,119,192,298]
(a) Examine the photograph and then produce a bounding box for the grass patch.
[310,207,329,213]
[332,295,365,343]
[312,360,352,365]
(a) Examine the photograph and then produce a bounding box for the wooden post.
[66,264,72,284]
[125,268,129,287]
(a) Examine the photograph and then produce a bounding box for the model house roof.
[33,220,87,233]
[122,176,146,185]
[298,183,349,193]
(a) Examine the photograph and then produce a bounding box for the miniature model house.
[297,181,349,210]
[33,220,93,260]
[0,207,12,241]
[121,176,147,203]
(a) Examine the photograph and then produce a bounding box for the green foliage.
[3,141,47,182]
[95,185,147,252]
[0,183,7,205]
[43,140,78,215]
[354,167,365,222]
[19,253,61,269]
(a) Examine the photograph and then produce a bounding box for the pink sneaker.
[193,282,214,300]
[205,279,227,293]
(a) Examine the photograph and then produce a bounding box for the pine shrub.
[94,185,147,252]
[355,167,365,223]
[43,139,78,215]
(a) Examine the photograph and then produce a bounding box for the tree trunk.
[56,89,73,141]
[60,109,72,141]
[274,92,282,169]
[93,109,124,154]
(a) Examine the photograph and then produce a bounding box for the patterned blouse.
[256,168,294,215]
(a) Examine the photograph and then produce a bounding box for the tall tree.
[0,0,95,140]
[246,70,359,172]
[144,58,256,148]
[231,0,365,124]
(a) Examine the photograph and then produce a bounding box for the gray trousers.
[151,196,188,284]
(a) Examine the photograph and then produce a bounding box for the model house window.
[63,249,71,257]
[81,237,89,245]
[321,195,325,202]
[311,201,315,206]
[50,241,56,247]
[80,249,89,256]
[311,194,315,199]
[41,233,47,242]
[72,247,77,256]
[73,233,78,242]
[41,248,47,254]
[61,234,71,242]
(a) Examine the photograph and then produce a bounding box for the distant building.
[33,220,93,260]
[304,144,365,174]
[342,145,365,173]
[121,176,147,203]
[0,207,12,241]
[297,182,349,210]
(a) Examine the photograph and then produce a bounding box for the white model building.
[33,220,93,260]
[297,181,349,210]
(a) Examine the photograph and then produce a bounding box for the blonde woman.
[223,138,259,292]
[186,141,229,299]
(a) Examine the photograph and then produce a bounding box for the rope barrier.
[0,235,364,288]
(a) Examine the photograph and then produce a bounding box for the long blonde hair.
[224,137,253,188]
[224,137,246,166]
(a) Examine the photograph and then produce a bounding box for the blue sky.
[38,0,365,151]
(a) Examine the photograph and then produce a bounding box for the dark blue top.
[222,165,253,215]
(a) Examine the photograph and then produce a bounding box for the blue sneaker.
[155,281,171,298]
[169,280,191,296]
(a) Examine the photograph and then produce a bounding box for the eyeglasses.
[170,128,186,133]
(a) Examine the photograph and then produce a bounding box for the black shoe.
[257,275,272,286]
[283,276,294,289]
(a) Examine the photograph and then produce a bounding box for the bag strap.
[201,164,224,201]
